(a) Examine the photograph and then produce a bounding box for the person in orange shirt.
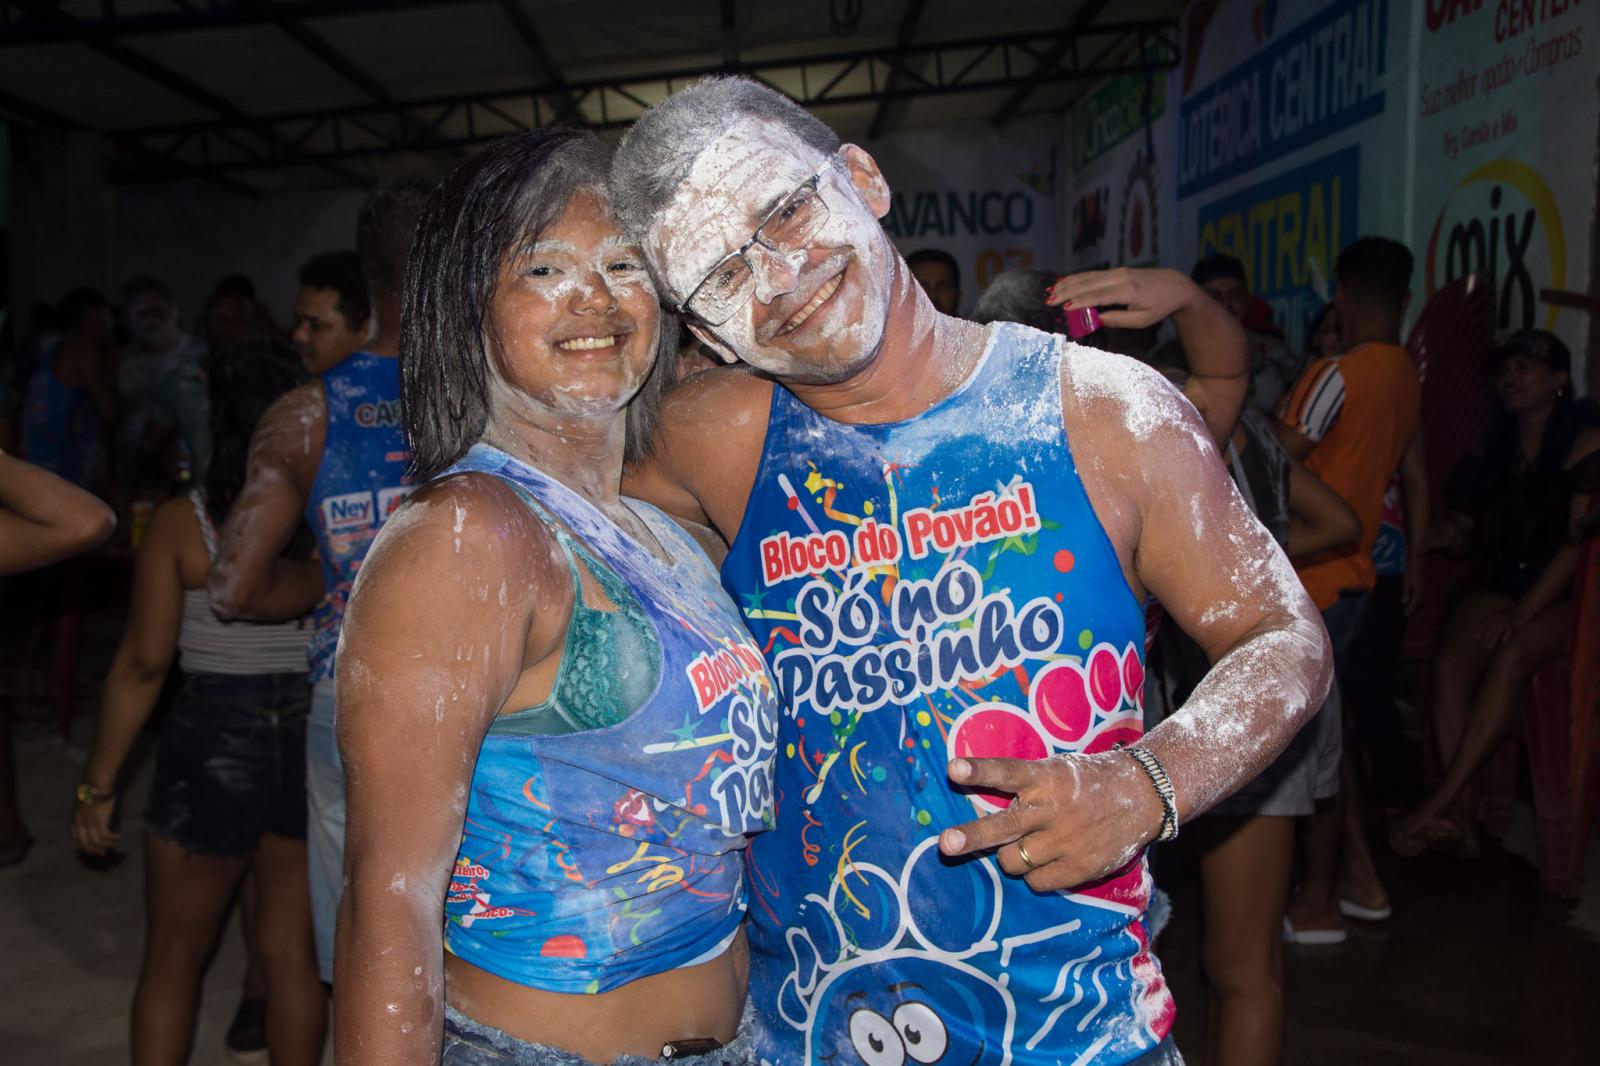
[1276,237,1423,944]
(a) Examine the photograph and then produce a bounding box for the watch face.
[76,784,98,804]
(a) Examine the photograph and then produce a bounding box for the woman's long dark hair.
[204,336,308,526]
[400,128,674,480]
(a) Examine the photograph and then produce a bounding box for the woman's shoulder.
[145,495,208,586]
[367,471,565,583]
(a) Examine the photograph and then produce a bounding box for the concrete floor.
[3,599,1598,1064]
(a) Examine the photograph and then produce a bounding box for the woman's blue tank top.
[439,443,779,994]
[722,324,1175,1064]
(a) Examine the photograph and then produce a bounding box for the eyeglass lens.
[690,182,828,324]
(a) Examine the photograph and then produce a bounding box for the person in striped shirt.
[1277,237,1423,944]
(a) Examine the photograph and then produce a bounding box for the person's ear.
[838,144,892,220]
[687,321,739,364]
[1400,290,1412,320]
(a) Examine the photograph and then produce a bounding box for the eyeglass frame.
[672,169,829,325]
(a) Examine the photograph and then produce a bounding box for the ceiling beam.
[497,0,582,125]
[111,23,1180,177]
[89,35,369,185]
[274,17,433,142]
[992,0,1112,126]
[0,0,470,47]
[0,83,79,129]
[867,0,927,140]
[0,87,258,197]
[4,0,367,185]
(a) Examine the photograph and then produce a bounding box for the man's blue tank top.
[438,444,779,993]
[305,351,411,682]
[722,323,1175,1065]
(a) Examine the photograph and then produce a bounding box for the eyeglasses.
[675,172,831,325]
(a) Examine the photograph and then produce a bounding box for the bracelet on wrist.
[1116,744,1179,843]
[75,782,114,806]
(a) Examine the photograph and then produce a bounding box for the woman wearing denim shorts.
[73,337,328,1065]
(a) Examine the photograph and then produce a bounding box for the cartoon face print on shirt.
[775,832,1167,1065]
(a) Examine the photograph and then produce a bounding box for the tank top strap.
[444,443,664,574]
[189,490,219,559]
[494,480,590,603]
[624,499,713,574]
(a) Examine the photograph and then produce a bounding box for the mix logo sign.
[1424,157,1566,332]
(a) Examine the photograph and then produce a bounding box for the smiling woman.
[331,128,778,1066]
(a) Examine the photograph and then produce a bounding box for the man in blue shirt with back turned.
[210,181,431,983]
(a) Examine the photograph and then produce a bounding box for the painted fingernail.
[948,758,971,779]
[943,829,966,852]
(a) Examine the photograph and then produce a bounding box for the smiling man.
[616,77,1331,1066]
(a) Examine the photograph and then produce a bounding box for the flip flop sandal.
[1338,898,1393,921]
[1282,916,1346,945]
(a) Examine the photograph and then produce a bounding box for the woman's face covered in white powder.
[486,187,660,427]
[643,118,895,385]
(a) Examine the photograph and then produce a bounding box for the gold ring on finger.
[1016,837,1038,870]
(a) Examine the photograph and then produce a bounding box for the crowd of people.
[0,74,1593,1066]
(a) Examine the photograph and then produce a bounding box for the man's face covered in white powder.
[644,119,896,385]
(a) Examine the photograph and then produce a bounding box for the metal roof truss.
[108,19,1177,180]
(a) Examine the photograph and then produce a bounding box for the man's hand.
[1047,267,1210,329]
[937,753,1162,893]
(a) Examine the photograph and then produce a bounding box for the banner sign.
[1411,0,1595,363]
[1195,143,1360,340]
[1172,0,1405,351]
[869,116,1063,315]
[1178,0,1390,198]
[1066,54,1176,273]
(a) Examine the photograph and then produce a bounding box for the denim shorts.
[144,671,311,855]
[442,1001,756,1066]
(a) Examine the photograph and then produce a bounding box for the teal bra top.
[490,486,661,736]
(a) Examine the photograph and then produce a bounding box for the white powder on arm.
[332,475,569,1063]
[208,383,325,619]
[1062,343,1334,822]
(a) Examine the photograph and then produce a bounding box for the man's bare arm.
[941,354,1330,892]
[1049,267,1248,446]
[209,384,325,620]
[622,368,773,541]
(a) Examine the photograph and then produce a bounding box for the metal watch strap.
[1121,745,1179,843]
